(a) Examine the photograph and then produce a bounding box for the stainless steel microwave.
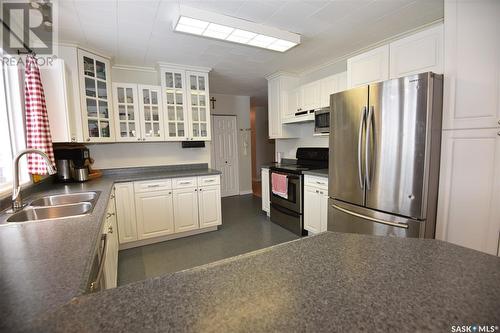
[314,107,330,134]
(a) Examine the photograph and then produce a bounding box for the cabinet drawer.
[173,177,197,189]
[198,175,220,186]
[304,175,328,190]
[134,179,172,193]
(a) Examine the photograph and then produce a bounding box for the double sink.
[5,191,100,223]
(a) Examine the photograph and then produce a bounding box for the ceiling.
[58,0,444,103]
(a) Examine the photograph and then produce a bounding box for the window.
[0,49,28,195]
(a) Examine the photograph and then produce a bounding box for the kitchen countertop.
[0,165,220,332]
[303,169,329,177]
[31,232,500,332]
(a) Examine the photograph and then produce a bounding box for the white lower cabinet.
[261,168,270,215]
[198,185,222,228]
[436,128,500,255]
[135,190,174,239]
[304,175,329,234]
[103,191,118,290]
[173,187,199,233]
[114,183,138,243]
[115,175,222,248]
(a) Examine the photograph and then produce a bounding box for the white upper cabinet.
[77,49,115,142]
[301,81,321,111]
[138,85,164,141]
[186,71,210,140]
[40,59,80,143]
[442,1,500,130]
[267,73,300,139]
[319,72,347,108]
[347,45,389,88]
[288,87,302,116]
[113,83,141,142]
[161,67,188,141]
[389,24,444,79]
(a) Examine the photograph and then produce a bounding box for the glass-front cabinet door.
[138,85,164,141]
[78,49,114,142]
[161,68,187,141]
[112,83,141,142]
[186,71,210,140]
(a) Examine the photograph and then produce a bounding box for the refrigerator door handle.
[365,106,374,190]
[357,106,367,189]
[331,203,409,229]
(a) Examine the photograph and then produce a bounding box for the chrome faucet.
[10,149,57,212]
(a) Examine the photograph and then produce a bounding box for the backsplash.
[275,123,328,159]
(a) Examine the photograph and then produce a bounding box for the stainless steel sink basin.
[6,202,93,223]
[30,191,99,207]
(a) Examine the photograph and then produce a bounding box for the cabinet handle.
[86,138,90,142]
[316,181,325,185]
[199,188,203,191]
[195,189,198,191]
[205,179,215,182]
[110,194,115,199]
[108,226,113,234]
[498,132,500,136]
[106,212,115,219]
[179,181,191,185]
[316,190,319,193]
[147,184,161,188]
[137,138,141,141]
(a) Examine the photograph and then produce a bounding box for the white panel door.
[113,83,141,142]
[261,168,270,215]
[138,85,164,141]
[347,45,389,88]
[443,0,500,130]
[135,190,174,239]
[173,187,199,232]
[212,115,239,197]
[389,24,444,79]
[198,185,222,228]
[304,186,321,234]
[114,183,138,243]
[436,128,500,255]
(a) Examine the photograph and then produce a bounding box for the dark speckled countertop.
[31,232,500,332]
[0,164,220,332]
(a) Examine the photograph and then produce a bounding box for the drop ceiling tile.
[234,1,281,23]
[180,0,245,17]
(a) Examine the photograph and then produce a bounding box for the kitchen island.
[31,232,500,332]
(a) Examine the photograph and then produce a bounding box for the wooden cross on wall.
[210,97,216,110]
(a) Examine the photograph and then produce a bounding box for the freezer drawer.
[328,199,423,238]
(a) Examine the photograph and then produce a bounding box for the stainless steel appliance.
[54,146,92,182]
[270,148,329,236]
[328,72,443,238]
[314,107,330,134]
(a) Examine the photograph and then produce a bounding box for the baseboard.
[239,190,253,195]
[118,226,219,250]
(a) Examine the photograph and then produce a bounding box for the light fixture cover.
[173,6,300,52]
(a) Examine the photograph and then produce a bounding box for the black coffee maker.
[54,147,91,182]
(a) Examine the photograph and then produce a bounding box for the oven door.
[269,171,302,213]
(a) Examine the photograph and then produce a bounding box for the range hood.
[282,109,315,124]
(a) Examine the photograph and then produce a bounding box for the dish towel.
[271,172,288,199]
[24,54,55,175]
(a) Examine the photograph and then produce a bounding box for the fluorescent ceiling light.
[173,6,300,52]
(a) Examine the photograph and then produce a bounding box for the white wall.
[275,123,329,159]
[210,93,252,194]
[88,142,210,169]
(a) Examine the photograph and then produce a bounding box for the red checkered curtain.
[24,54,55,175]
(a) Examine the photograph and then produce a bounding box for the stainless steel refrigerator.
[328,72,443,238]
